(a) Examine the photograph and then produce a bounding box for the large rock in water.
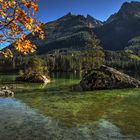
[79,65,140,90]
[16,73,50,84]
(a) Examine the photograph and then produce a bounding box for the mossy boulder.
[79,65,140,91]
[16,72,50,84]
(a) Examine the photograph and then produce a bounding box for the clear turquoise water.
[0,73,140,140]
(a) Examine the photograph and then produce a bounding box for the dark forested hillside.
[125,36,140,60]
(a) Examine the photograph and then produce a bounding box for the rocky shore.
[0,86,14,97]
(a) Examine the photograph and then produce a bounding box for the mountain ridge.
[94,1,140,50]
[5,1,140,54]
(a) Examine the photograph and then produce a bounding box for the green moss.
[129,54,140,60]
[114,74,123,81]
[125,49,134,54]
[87,70,109,79]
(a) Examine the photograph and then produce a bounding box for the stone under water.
[0,86,14,97]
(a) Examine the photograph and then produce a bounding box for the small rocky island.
[16,56,51,84]
[16,72,50,84]
[78,65,140,91]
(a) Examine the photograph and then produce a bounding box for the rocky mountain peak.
[57,12,76,21]
[57,13,103,28]
[63,12,75,18]
[118,1,140,17]
[66,12,73,16]
[87,14,103,27]
[106,1,140,23]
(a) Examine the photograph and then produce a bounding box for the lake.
[0,73,140,140]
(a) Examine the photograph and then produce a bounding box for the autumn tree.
[0,0,44,57]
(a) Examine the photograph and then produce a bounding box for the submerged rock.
[79,65,140,91]
[0,87,14,97]
[16,72,50,84]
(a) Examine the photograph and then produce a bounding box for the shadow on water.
[0,72,140,139]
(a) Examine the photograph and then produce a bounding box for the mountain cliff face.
[86,14,103,27]
[106,1,140,24]
[94,1,140,50]
[25,12,102,54]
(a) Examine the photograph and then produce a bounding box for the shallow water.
[0,73,140,140]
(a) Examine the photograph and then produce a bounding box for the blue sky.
[37,0,136,23]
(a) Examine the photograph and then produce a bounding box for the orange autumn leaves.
[0,0,45,57]
[16,40,36,55]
